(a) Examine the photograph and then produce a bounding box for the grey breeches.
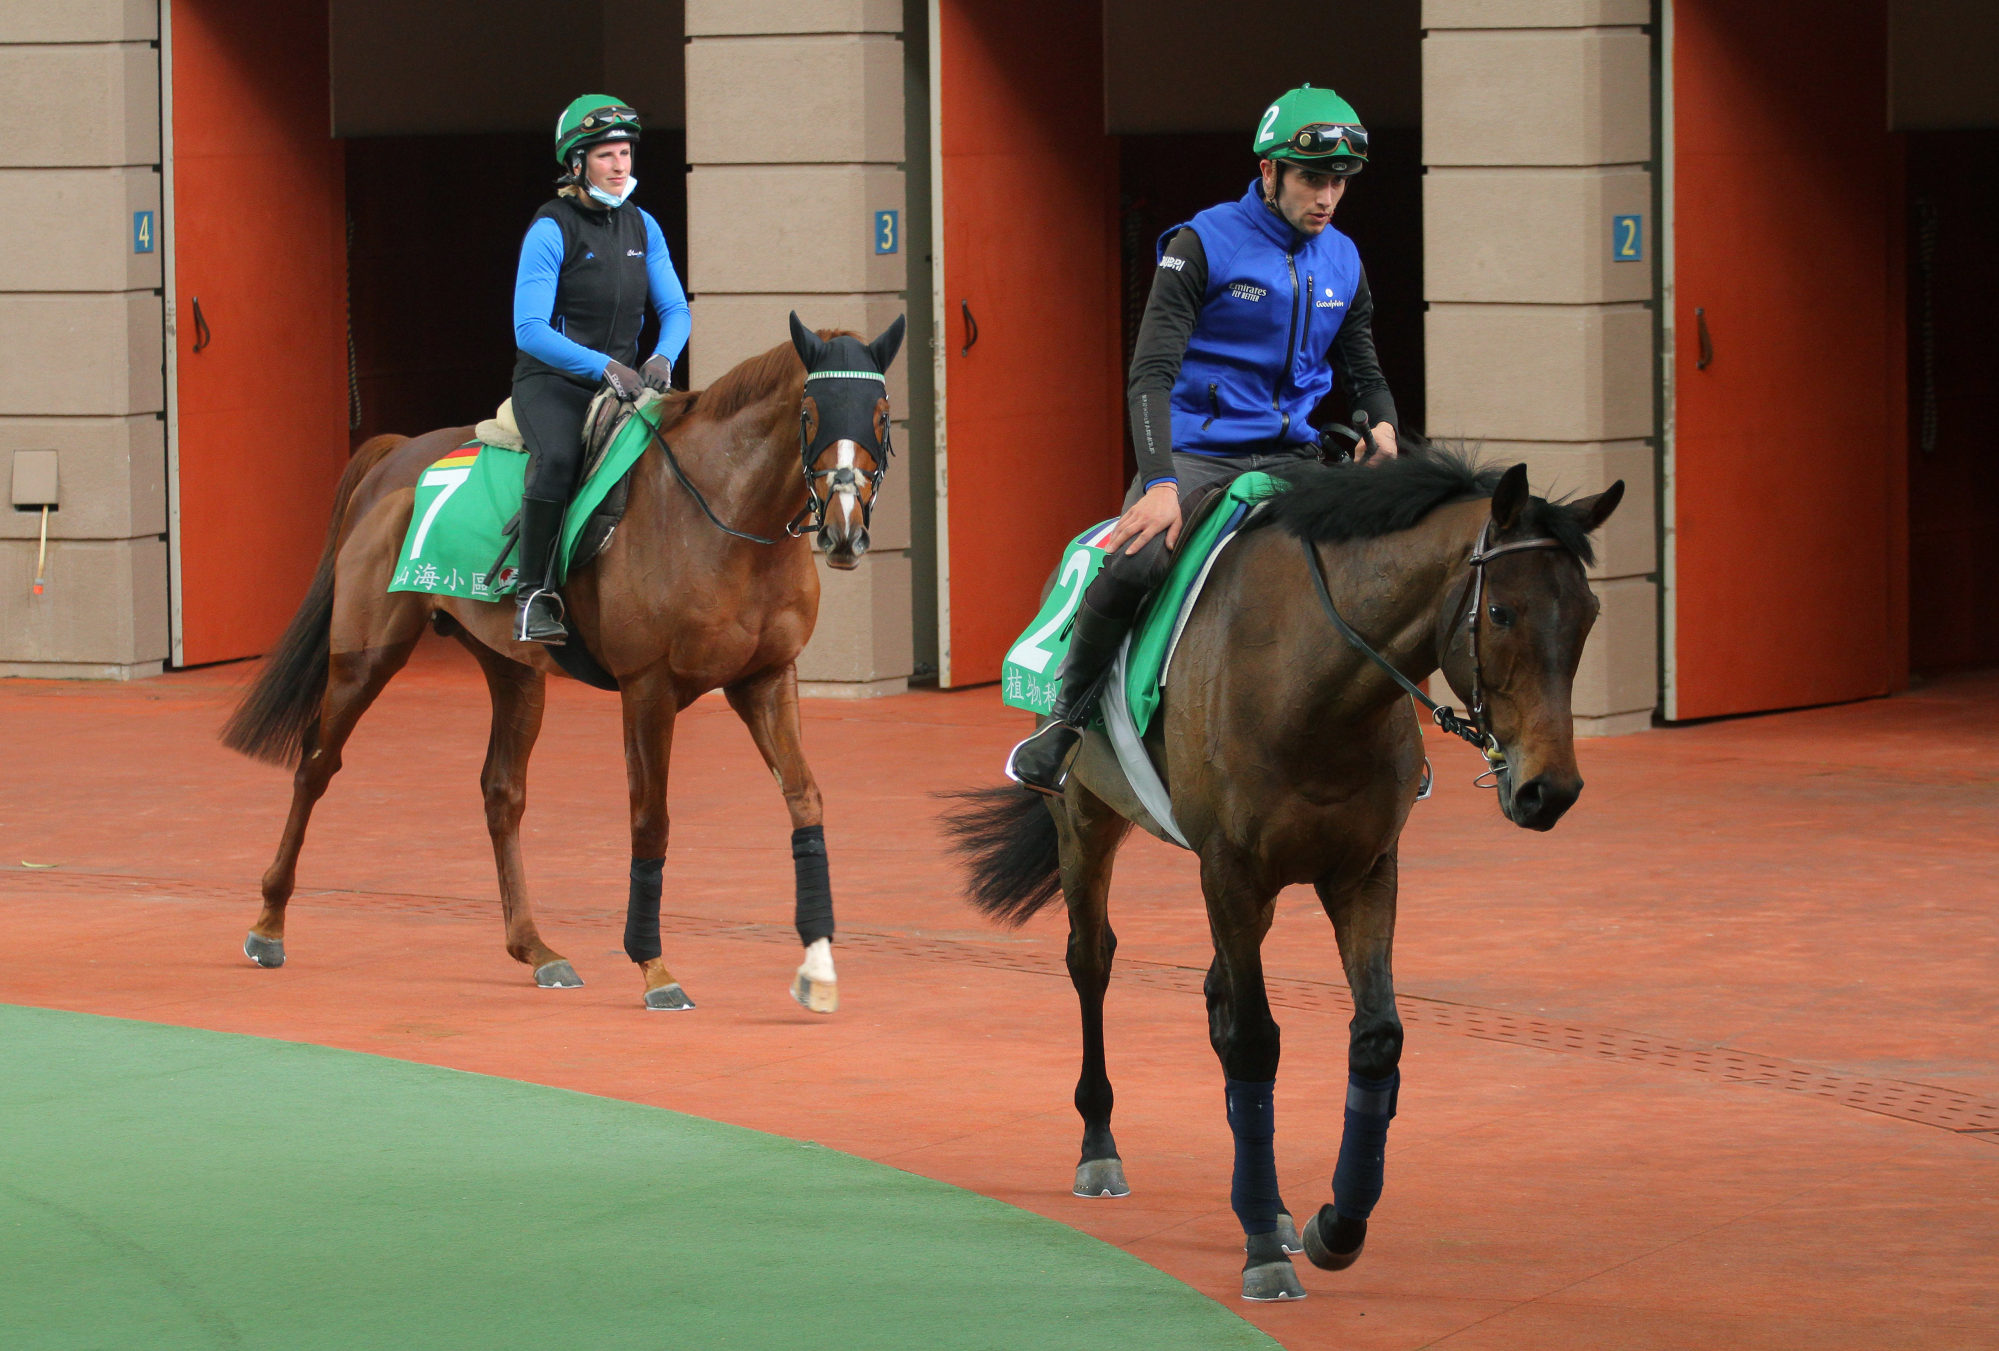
[1084,446,1318,620]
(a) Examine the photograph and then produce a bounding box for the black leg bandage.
[1226,1077,1287,1236]
[1331,1069,1399,1221]
[791,825,834,946]
[623,855,664,964]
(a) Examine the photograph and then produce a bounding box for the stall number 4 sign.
[874,210,898,255]
[1612,214,1642,262]
[133,211,154,254]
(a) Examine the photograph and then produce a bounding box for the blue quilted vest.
[1161,182,1363,454]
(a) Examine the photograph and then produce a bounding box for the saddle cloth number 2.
[1008,543,1097,675]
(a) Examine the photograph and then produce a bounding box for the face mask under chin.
[585,174,637,208]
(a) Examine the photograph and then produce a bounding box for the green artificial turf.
[0,1005,1274,1350]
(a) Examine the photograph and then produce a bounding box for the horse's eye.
[1487,602,1515,629]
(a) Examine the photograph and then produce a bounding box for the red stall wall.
[1670,0,1907,719]
[172,0,350,665]
[935,0,1125,687]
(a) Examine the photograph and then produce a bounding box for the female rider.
[510,95,691,645]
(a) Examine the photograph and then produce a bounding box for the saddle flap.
[579,387,663,482]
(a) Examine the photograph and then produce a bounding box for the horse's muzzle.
[819,523,869,569]
[1496,766,1581,832]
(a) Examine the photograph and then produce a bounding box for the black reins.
[1300,522,1570,771]
[635,366,890,546]
[642,415,793,545]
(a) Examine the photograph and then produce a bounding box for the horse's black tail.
[938,785,1063,927]
[220,434,405,768]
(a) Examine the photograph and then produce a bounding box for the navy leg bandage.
[623,855,664,963]
[791,826,834,945]
[1225,1078,1286,1235]
[1331,1069,1399,1222]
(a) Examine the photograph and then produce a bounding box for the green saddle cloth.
[1000,471,1287,736]
[388,402,662,601]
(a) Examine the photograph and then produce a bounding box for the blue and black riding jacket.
[512,195,691,386]
[1126,181,1397,488]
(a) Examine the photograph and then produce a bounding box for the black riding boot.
[1005,599,1133,797]
[512,495,569,645]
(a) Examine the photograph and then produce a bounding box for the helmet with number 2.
[1253,84,1368,176]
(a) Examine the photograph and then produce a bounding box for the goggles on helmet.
[577,105,640,135]
[1284,123,1368,161]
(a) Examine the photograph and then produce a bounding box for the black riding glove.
[601,359,643,403]
[639,354,673,393]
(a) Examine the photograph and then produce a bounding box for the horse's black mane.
[1257,443,1597,566]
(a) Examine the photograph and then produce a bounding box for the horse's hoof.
[1241,1232,1306,1301]
[1272,1212,1303,1256]
[534,960,583,989]
[243,932,285,968]
[643,982,695,1011]
[1073,1157,1130,1198]
[790,969,838,1015]
[1301,1206,1366,1271]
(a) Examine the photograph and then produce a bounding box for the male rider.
[511,95,692,645]
[1007,84,1401,795]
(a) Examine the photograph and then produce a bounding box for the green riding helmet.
[555,94,642,168]
[1252,84,1367,175]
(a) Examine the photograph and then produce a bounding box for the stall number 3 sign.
[874,210,898,255]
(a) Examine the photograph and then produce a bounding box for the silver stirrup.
[513,587,565,642]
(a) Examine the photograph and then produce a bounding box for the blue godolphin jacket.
[1162,182,1363,454]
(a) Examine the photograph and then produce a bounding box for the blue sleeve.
[642,210,691,367]
[512,217,610,381]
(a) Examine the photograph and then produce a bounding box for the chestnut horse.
[222,315,905,1013]
[945,451,1621,1301]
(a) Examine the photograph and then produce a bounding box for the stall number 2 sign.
[874,210,898,255]
[1612,214,1642,262]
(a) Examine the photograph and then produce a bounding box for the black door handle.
[960,299,979,356]
[191,296,212,354]
[1695,306,1712,371]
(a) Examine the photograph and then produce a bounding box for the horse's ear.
[789,311,831,368]
[1571,479,1625,532]
[868,314,907,373]
[1490,463,1530,532]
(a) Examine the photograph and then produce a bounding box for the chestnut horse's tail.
[220,434,406,768]
[938,785,1063,927]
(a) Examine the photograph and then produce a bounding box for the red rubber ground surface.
[3,640,1995,1348]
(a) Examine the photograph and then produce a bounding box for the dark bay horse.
[945,451,1622,1300]
[222,315,905,1013]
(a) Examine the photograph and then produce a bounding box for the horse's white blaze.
[801,936,835,982]
[832,441,862,532]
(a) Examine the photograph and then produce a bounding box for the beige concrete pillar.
[1422,0,1657,735]
[0,1,167,679]
[684,0,912,696]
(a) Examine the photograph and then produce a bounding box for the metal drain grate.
[12,868,1996,1140]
